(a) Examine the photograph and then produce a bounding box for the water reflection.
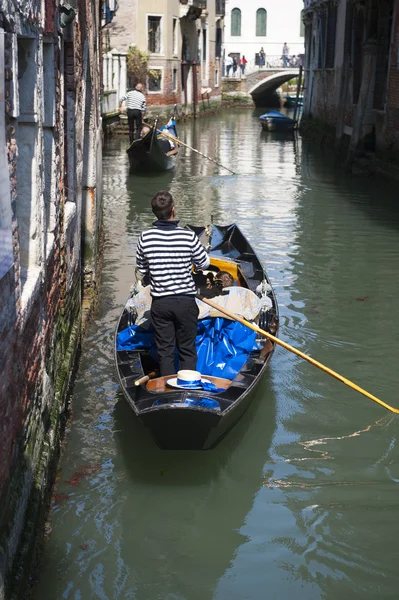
[32,110,399,600]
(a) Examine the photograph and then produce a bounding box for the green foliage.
[126,46,160,89]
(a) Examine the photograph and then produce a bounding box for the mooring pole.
[293,65,303,124]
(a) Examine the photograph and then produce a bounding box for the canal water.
[32,109,399,600]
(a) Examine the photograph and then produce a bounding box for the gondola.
[127,117,178,172]
[259,110,295,132]
[114,224,279,450]
[283,94,303,108]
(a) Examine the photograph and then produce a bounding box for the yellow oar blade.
[199,295,399,414]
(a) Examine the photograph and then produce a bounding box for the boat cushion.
[116,317,258,380]
[128,285,262,328]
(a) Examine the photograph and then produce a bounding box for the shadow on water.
[107,375,278,599]
[113,372,277,486]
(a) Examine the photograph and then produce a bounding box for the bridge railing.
[223,55,302,78]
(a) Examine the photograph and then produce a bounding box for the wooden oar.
[156,129,236,175]
[134,371,157,387]
[198,295,399,414]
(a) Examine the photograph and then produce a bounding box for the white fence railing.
[102,89,119,114]
[102,50,128,115]
[223,55,303,78]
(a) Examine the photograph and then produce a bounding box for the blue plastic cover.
[259,110,293,121]
[116,317,258,380]
[159,117,178,139]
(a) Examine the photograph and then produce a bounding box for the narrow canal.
[32,109,399,600]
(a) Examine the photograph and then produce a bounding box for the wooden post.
[181,60,188,107]
[192,59,197,118]
[335,3,354,153]
[293,66,303,123]
[335,61,350,152]
[345,41,377,172]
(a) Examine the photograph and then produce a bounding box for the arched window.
[231,8,241,36]
[256,8,267,36]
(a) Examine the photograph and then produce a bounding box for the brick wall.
[0,0,103,596]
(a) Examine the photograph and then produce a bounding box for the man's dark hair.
[151,191,174,220]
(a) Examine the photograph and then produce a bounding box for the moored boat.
[283,94,303,108]
[115,224,279,450]
[259,110,295,132]
[127,117,179,172]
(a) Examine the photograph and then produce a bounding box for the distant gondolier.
[119,83,146,143]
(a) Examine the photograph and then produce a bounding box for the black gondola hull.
[127,128,177,172]
[115,223,279,450]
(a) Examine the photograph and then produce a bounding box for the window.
[16,36,40,287]
[216,27,222,58]
[0,31,13,279]
[373,0,393,109]
[300,10,305,37]
[317,11,327,68]
[325,3,337,68]
[172,68,177,91]
[202,28,207,61]
[172,18,178,56]
[43,39,56,240]
[148,69,162,92]
[148,16,162,54]
[231,8,241,36]
[18,37,37,119]
[256,9,267,37]
[215,69,219,87]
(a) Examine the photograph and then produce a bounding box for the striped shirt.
[119,89,146,111]
[136,221,210,297]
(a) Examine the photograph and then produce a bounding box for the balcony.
[216,0,225,16]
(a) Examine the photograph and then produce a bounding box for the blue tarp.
[116,317,258,380]
[159,118,178,139]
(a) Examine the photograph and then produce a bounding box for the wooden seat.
[146,374,232,393]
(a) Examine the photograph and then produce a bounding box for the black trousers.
[151,296,199,376]
[127,109,142,142]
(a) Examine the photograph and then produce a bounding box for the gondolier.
[119,83,146,143]
[136,191,210,376]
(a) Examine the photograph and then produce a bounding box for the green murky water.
[32,109,399,600]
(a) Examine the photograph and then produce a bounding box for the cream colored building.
[105,0,225,113]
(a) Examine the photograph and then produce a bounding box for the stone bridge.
[223,67,300,106]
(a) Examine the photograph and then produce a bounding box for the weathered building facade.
[104,0,225,116]
[0,0,103,596]
[302,0,399,174]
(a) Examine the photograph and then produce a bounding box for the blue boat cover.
[116,317,258,380]
[159,117,178,139]
[259,110,293,121]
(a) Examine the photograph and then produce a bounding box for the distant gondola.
[259,110,295,132]
[115,224,279,450]
[283,94,303,108]
[127,117,179,172]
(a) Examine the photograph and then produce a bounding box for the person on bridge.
[136,191,210,376]
[259,47,265,68]
[232,56,238,76]
[225,55,233,76]
[118,83,146,143]
[240,55,247,76]
[282,43,290,67]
